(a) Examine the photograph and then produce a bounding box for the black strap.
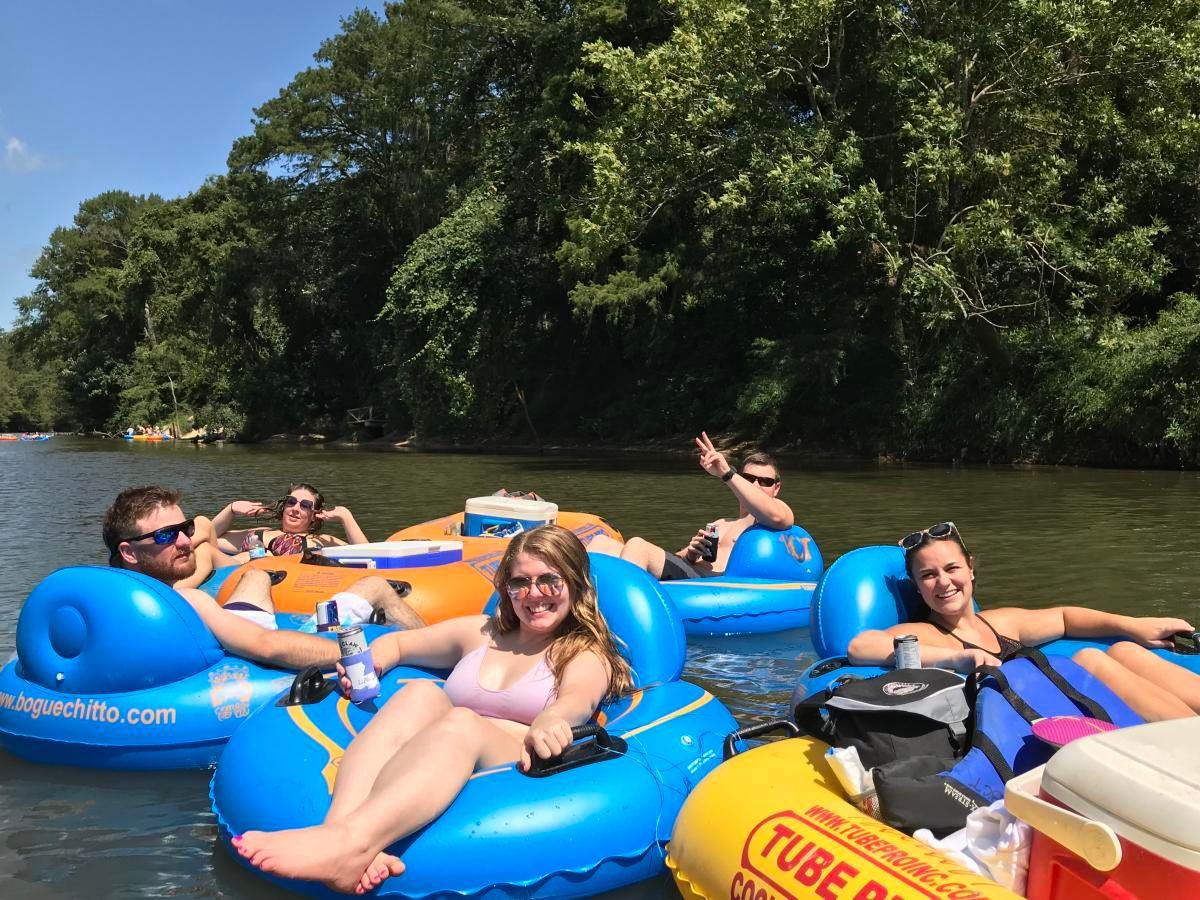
[793,693,831,740]
[964,667,1041,729]
[1014,647,1111,722]
[970,733,1017,785]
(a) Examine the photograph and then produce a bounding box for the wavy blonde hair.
[491,525,633,701]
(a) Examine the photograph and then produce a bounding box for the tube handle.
[723,718,800,759]
[525,724,619,776]
[279,666,338,707]
[1005,766,1123,872]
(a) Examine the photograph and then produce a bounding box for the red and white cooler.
[1006,718,1200,898]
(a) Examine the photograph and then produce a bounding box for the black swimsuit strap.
[931,615,1022,656]
[978,615,1024,655]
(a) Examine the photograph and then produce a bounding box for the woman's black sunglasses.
[741,473,780,488]
[899,521,959,551]
[284,496,315,511]
[123,518,196,546]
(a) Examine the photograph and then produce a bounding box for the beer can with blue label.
[893,634,921,669]
[337,625,381,703]
[315,599,339,632]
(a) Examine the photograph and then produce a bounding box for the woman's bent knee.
[1106,641,1149,664]
[1072,647,1108,671]
[378,680,450,717]
[394,680,447,704]
[348,575,389,598]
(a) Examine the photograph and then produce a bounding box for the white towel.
[914,800,1031,893]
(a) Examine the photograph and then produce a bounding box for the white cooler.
[1006,718,1200,898]
[318,540,464,568]
[463,496,558,537]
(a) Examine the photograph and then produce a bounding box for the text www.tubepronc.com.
[0,689,177,726]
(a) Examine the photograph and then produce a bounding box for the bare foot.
[355,852,405,894]
[233,823,382,894]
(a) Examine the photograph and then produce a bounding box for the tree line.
[4,0,1200,465]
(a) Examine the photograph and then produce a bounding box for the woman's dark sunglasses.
[284,496,315,511]
[124,518,196,546]
[504,573,566,600]
[741,472,780,488]
[899,521,959,551]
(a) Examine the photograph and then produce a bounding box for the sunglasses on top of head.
[284,496,315,511]
[740,472,780,488]
[898,521,960,552]
[122,518,196,547]
[504,573,566,600]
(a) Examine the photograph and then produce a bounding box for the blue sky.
[0,1,386,330]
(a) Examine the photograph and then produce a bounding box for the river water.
[1,437,1198,898]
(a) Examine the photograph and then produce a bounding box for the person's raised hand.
[519,712,574,772]
[231,500,271,517]
[316,505,352,524]
[694,431,732,479]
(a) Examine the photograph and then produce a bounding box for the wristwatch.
[721,469,737,482]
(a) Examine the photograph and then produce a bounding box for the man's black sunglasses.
[741,472,780,488]
[121,518,196,547]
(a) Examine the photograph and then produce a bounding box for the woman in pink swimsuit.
[234,524,633,894]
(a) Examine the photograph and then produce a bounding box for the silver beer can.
[893,634,921,669]
[337,625,370,658]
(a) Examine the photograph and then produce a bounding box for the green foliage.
[8,0,1200,461]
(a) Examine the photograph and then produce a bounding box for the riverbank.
[203,429,1088,472]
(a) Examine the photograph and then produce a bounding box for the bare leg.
[222,568,277,616]
[235,705,523,893]
[618,536,668,578]
[1073,647,1196,721]
[584,534,623,557]
[324,681,451,822]
[1105,642,1200,713]
[319,680,454,890]
[345,576,425,629]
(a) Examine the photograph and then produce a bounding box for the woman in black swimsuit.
[848,522,1200,721]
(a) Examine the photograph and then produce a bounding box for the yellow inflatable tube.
[668,738,1019,900]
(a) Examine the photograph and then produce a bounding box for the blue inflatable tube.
[660,525,823,635]
[211,554,739,897]
[791,544,1200,704]
[0,565,357,770]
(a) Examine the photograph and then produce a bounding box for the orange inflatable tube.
[386,510,620,545]
[216,512,621,621]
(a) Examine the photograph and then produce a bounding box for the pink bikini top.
[442,644,556,725]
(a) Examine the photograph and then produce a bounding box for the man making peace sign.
[589,432,794,580]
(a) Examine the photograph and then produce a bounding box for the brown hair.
[273,482,326,533]
[103,485,183,566]
[902,527,974,579]
[742,451,779,475]
[491,525,633,701]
